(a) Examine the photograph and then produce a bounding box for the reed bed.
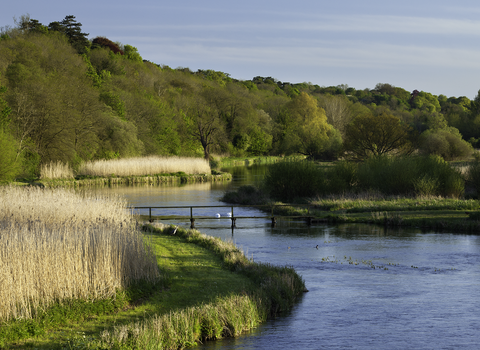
[0,186,159,322]
[39,161,75,179]
[78,156,211,177]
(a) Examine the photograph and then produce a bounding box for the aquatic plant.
[0,186,160,322]
[77,156,211,177]
[39,161,75,179]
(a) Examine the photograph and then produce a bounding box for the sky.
[2,0,480,98]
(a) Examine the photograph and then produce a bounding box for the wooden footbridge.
[130,204,325,228]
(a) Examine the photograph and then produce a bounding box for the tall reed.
[39,161,75,179]
[0,186,159,322]
[78,156,211,177]
[263,160,326,201]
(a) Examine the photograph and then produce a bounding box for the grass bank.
[37,172,232,188]
[84,224,306,349]
[212,155,301,169]
[222,186,480,233]
[1,202,305,348]
[221,155,480,233]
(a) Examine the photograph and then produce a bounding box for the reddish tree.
[92,36,124,55]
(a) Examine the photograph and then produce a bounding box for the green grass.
[2,224,305,349]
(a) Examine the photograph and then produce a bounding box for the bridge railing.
[130,204,319,228]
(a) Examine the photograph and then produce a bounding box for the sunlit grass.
[83,224,306,349]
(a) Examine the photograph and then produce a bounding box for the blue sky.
[3,0,480,98]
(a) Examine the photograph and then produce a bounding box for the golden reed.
[0,186,159,321]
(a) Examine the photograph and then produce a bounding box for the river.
[94,164,480,349]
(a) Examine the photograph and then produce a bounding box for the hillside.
[0,15,478,181]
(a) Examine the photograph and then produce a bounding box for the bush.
[326,161,358,194]
[356,156,418,195]
[350,155,464,198]
[419,129,473,160]
[221,185,270,205]
[263,160,326,201]
[467,160,480,196]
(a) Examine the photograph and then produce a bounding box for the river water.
[94,165,480,349]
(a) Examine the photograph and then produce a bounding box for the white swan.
[225,212,232,217]
[215,213,221,218]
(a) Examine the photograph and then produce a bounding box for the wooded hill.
[0,15,479,181]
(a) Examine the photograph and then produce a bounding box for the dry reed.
[40,161,75,179]
[78,156,211,177]
[0,186,159,322]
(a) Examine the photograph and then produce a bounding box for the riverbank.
[213,155,303,168]
[30,172,232,188]
[2,221,305,349]
[222,186,480,233]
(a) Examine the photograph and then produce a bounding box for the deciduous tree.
[344,112,414,160]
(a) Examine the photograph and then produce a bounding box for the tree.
[183,97,225,159]
[48,15,89,54]
[282,92,341,159]
[0,81,22,182]
[123,44,142,62]
[344,112,414,160]
[318,94,351,137]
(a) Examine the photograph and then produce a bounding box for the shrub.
[350,155,464,198]
[467,160,480,194]
[221,185,270,205]
[356,156,418,195]
[326,161,358,194]
[263,160,326,201]
[419,129,473,160]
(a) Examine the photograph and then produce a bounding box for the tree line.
[0,15,478,181]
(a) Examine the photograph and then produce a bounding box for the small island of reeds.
[37,156,231,187]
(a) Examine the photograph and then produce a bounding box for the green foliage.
[99,91,126,119]
[419,128,473,160]
[263,160,326,201]
[326,161,358,194]
[356,155,464,198]
[467,160,480,196]
[2,15,480,176]
[344,112,414,160]
[221,185,270,205]
[123,44,143,62]
[247,126,272,155]
[0,129,21,182]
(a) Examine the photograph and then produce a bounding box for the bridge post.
[190,218,195,228]
[271,217,276,227]
[231,217,236,228]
